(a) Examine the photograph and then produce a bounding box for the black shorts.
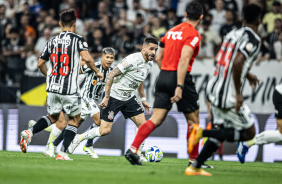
[273,89,282,119]
[100,95,144,122]
[153,70,199,113]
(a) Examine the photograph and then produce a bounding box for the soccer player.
[124,2,205,166]
[68,37,158,163]
[43,47,116,158]
[237,82,282,163]
[19,10,103,160]
[186,4,262,176]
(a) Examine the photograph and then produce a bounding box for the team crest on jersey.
[83,42,88,48]
[108,111,114,120]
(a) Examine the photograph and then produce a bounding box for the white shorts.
[211,103,254,131]
[80,97,100,120]
[47,93,81,116]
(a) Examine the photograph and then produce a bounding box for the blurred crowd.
[0,0,282,86]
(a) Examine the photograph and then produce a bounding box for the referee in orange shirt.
[125,2,211,169]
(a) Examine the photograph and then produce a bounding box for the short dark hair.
[60,10,76,27]
[144,37,158,45]
[243,4,262,24]
[186,2,203,21]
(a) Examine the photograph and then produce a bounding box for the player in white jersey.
[237,83,282,163]
[186,4,262,175]
[19,10,103,161]
[67,37,158,163]
[42,48,116,158]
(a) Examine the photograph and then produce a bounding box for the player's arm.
[37,58,48,77]
[233,52,246,112]
[155,47,164,69]
[80,51,103,80]
[99,67,122,109]
[137,82,151,114]
[171,45,194,103]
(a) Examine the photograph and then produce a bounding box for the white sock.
[252,130,282,145]
[92,123,99,128]
[82,127,101,140]
[47,125,62,144]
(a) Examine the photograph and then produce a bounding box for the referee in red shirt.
[125,2,211,168]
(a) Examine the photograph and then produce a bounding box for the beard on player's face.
[145,51,155,61]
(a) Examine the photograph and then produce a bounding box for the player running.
[19,10,103,161]
[124,2,207,166]
[67,37,158,163]
[43,47,116,158]
[186,4,262,176]
[237,82,282,163]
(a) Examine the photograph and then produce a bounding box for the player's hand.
[96,71,104,81]
[247,73,260,90]
[99,97,109,109]
[171,87,182,103]
[142,100,151,114]
[235,93,243,112]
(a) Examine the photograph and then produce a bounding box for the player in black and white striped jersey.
[42,48,116,158]
[186,4,262,175]
[19,10,103,161]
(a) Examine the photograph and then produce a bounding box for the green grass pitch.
[0,151,281,184]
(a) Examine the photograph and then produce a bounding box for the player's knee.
[100,127,111,136]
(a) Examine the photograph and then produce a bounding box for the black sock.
[61,125,77,153]
[203,128,240,142]
[53,128,65,146]
[31,116,52,134]
[193,138,220,168]
[84,125,94,147]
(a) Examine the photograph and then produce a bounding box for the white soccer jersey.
[206,27,261,109]
[111,52,153,101]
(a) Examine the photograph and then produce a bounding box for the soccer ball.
[145,146,163,162]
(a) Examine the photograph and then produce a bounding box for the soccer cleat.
[28,120,36,129]
[19,130,33,153]
[125,149,143,165]
[68,134,82,154]
[188,161,214,169]
[56,151,73,161]
[83,146,98,158]
[43,142,56,157]
[185,166,212,176]
[188,124,203,154]
[138,154,148,162]
[236,141,249,164]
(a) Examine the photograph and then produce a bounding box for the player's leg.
[68,96,120,154]
[128,113,148,162]
[125,108,169,165]
[56,94,81,160]
[20,93,60,153]
[237,89,282,162]
[83,113,100,158]
[188,104,255,170]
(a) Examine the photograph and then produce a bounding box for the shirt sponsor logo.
[167,31,183,40]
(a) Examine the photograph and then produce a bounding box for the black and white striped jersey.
[206,27,261,109]
[80,61,114,102]
[40,31,88,95]
[276,83,282,95]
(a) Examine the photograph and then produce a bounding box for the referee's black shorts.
[153,70,199,113]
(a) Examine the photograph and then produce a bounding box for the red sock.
[131,120,156,153]
[187,124,199,160]
[218,142,224,155]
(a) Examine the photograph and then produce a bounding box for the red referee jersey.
[160,22,201,72]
